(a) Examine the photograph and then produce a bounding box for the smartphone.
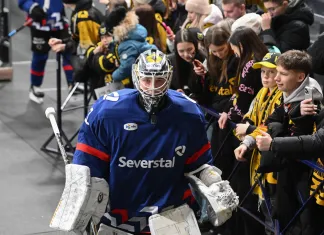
[304,86,314,100]
[161,22,173,35]
[193,59,202,67]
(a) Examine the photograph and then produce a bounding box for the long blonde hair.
[182,12,208,32]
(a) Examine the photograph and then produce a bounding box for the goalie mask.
[132,49,173,113]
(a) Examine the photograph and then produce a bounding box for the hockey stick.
[0,18,33,47]
[8,18,33,38]
[45,107,70,165]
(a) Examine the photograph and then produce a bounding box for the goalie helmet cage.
[201,106,324,235]
[0,0,13,81]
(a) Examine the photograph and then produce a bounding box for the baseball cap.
[252,52,281,69]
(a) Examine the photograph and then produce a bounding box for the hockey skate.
[29,85,44,104]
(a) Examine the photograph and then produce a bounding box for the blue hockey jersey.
[18,0,67,31]
[73,89,213,233]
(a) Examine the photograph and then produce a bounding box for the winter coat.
[86,42,118,90]
[112,11,156,84]
[308,32,324,75]
[260,2,314,52]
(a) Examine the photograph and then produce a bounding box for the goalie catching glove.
[186,165,239,226]
[50,164,109,233]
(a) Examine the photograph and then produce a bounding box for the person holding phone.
[168,28,206,102]
[195,19,239,113]
[253,50,322,235]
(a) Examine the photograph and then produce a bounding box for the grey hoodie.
[283,76,323,104]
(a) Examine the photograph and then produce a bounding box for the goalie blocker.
[186,164,239,227]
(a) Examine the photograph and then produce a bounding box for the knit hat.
[231,13,262,35]
[185,0,211,15]
[133,0,151,4]
[252,52,281,69]
[105,6,127,34]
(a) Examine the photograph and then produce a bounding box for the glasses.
[266,4,282,13]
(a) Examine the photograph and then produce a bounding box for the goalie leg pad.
[50,164,109,233]
[98,224,133,235]
[148,204,201,235]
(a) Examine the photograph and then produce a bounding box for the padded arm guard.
[186,165,239,226]
[50,164,109,233]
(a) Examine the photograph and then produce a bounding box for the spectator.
[256,104,324,235]
[233,52,282,235]
[260,0,314,52]
[135,4,167,52]
[197,19,239,112]
[182,0,223,34]
[133,0,168,54]
[167,0,188,33]
[99,6,156,87]
[18,0,74,104]
[219,26,267,126]
[49,0,103,91]
[256,50,322,234]
[85,23,119,98]
[231,12,280,52]
[168,28,206,102]
[222,0,246,20]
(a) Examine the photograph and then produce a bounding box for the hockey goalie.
[50,49,239,235]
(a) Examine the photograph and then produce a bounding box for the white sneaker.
[29,85,44,104]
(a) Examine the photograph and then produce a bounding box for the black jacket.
[260,102,320,234]
[271,110,324,156]
[260,3,314,52]
[308,32,324,75]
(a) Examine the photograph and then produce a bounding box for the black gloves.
[30,5,47,22]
